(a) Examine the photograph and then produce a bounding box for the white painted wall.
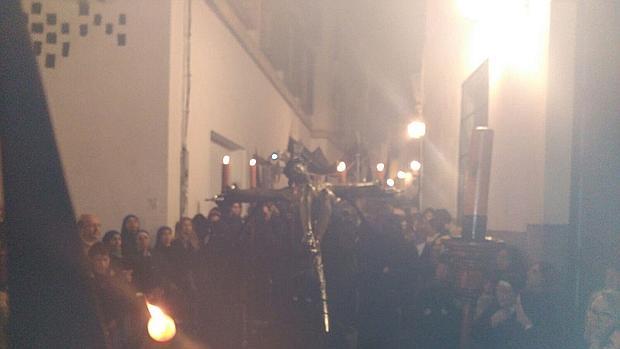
[422,0,557,232]
[167,0,338,218]
[28,0,172,233]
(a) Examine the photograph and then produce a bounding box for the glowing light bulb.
[376,163,385,172]
[337,161,346,173]
[410,160,422,172]
[249,158,257,166]
[407,120,426,139]
[386,178,395,187]
[222,155,231,165]
[397,170,406,179]
[146,302,176,343]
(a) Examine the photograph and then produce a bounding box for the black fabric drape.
[0,2,107,347]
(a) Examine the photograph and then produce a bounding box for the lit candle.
[146,302,176,342]
[222,155,231,191]
[249,158,257,189]
[375,162,386,183]
[337,161,347,184]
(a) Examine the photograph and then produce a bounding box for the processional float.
[212,156,398,338]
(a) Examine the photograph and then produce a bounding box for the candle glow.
[146,302,176,343]
[222,155,231,165]
[337,161,347,173]
[410,160,422,172]
[249,158,257,166]
[376,162,385,172]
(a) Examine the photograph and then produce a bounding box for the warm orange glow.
[146,302,176,343]
[337,161,347,173]
[397,170,407,179]
[407,121,426,139]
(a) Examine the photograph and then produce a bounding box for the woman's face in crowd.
[181,219,194,237]
[125,216,140,232]
[137,232,150,251]
[108,233,122,251]
[92,254,110,276]
[160,229,173,247]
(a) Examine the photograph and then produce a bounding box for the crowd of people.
[76,202,620,349]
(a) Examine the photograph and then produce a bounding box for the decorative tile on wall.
[28,0,129,69]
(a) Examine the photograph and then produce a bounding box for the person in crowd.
[516,262,563,348]
[422,207,435,221]
[585,290,620,349]
[356,201,406,349]
[120,214,141,260]
[226,202,245,243]
[171,217,201,329]
[411,255,460,349]
[475,273,499,321]
[472,280,524,349]
[88,242,130,347]
[78,214,102,257]
[494,246,527,291]
[191,213,209,244]
[130,230,156,293]
[430,208,452,237]
[102,230,123,273]
[411,214,436,286]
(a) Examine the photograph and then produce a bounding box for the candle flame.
[249,158,257,166]
[337,161,346,173]
[410,160,422,172]
[386,178,395,187]
[146,302,176,342]
[376,162,385,172]
[222,155,231,165]
[397,170,407,179]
